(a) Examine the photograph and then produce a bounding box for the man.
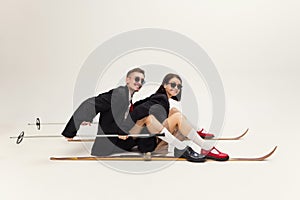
[61,67,157,156]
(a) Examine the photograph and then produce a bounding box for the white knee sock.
[159,127,186,150]
[187,129,213,150]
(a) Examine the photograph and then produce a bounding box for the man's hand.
[81,121,91,126]
[118,135,129,140]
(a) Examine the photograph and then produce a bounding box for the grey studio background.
[0,1,299,200]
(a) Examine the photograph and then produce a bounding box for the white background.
[0,0,299,200]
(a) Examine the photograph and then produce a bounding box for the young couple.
[61,67,229,162]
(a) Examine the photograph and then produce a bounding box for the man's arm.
[62,92,112,138]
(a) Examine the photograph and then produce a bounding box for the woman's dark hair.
[155,73,182,101]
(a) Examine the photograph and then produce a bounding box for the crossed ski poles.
[10,118,165,144]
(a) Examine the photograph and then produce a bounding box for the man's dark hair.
[126,67,145,77]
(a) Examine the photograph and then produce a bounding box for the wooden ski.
[50,146,277,162]
[206,128,249,140]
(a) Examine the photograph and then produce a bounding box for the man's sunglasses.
[134,76,145,85]
[168,82,183,90]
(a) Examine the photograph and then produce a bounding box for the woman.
[121,73,229,162]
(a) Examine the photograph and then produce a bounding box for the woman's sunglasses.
[134,76,145,85]
[168,82,183,90]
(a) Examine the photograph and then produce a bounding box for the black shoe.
[174,146,206,162]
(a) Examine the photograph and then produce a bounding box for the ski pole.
[10,131,165,144]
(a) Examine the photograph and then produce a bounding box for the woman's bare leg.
[165,112,192,136]
[128,110,194,138]
[165,112,213,150]
[128,115,164,134]
[129,115,187,150]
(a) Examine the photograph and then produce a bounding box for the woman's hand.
[118,135,129,140]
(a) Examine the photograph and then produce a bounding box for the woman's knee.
[135,117,147,126]
[169,107,180,116]
[171,112,184,121]
[145,114,156,124]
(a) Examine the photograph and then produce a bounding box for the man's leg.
[91,137,137,156]
[136,135,157,153]
[114,138,137,152]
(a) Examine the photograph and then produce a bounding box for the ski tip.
[242,128,249,135]
[210,128,250,140]
[261,146,278,161]
[235,128,249,139]
[271,146,278,153]
[228,146,278,161]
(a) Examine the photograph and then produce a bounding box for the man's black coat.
[62,86,132,155]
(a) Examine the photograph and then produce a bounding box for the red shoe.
[197,128,215,139]
[201,147,229,161]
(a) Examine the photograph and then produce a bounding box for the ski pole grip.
[155,133,165,137]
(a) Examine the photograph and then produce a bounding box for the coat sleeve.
[133,96,150,107]
[61,92,112,138]
[75,92,112,123]
[94,92,112,114]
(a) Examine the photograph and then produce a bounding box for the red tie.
[129,101,134,112]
